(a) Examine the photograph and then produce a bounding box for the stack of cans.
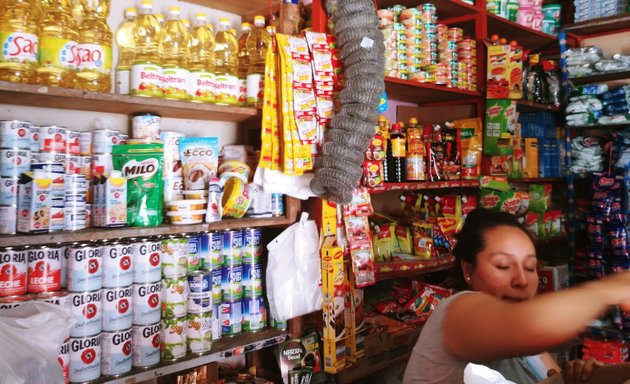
[160,235,189,361]
[0,120,31,234]
[64,175,88,231]
[458,38,478,91]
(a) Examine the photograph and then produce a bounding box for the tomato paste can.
[222,229,243,265]
[27,245,62,293]
[132,282,161,325]
[187,270,212,314]
[36,290,72,316]
[161,316,187,361]
[101,329,132,377]
[242,261,263,298]
[242,296,267,333]
[102,286,133,332]
[69,334,101,383]
[0,246,27,296]
[161,277,188,319]
[70,290,102,337]
[101,241,133,288]
[186,312,212,354]
[67,243,102,292]
[220,300,242,336]
[242,228,262,263]
[59,339,70,384]
[161,236,188,278]
[211,268,222,304]
[132,322,161,368]
[0,294,32,311]
[131,238,162,284]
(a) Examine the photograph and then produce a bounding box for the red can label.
[0,248,27,296]
[59,340,70,384]
[27,246,62,293]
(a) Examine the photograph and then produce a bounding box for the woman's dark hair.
[452,208,535,291]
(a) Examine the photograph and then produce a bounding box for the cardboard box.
[484,99,517,155]
[17,172,53,233]
[524,138,539,178]
[540,362,630,383]
[538,264,570,293]
[486,41,511,99]
[321,236,347,373]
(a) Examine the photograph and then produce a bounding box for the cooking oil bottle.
[76,0,112,92]
[155,13,164,25]
[246,15,270,108]
[160,6,189,100]
[213,18,238,106]
[71,0,83,25]
[114,7,137,95]
[0,0,40,83]
[182,18,191,31]
[236,22,251,106]
[189,13,215,103]
[37,0,79,88]
[131,0,162,98]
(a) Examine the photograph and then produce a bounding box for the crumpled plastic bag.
[0,301,74,384]
[266,212,322,321]
[464,363,517,384]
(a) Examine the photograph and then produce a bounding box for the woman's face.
[463,225,539,302]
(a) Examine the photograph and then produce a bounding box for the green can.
[161,277,188,319]
[161,316,187,361]
[186,312,213,354]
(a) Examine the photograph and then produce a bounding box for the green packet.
[112,143,164,227]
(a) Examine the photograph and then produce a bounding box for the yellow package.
[412,223,433,259]
[395,224,412,255]
[373,224,394,262]
[450,118,483,180]
[523,138,539,178]
[260,38,276,169]
[276,34,296,175]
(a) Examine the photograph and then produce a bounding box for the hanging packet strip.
[260,37,277,170]
[289,36,318,149]
[276,34,296,175]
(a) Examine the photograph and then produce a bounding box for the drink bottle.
[246,15,271,108]
[161,5,190,100]
[0,0,39,83]
[131,0,162,97]
[115,7,137,95]
[213,18,239,106]
[236,22,251,106]
[76,0,112,92]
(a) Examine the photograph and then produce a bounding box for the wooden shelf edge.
[515,100,561,112]
[385,76,481,97]
[568,69,630,85]
[368,180,480,194]
[375,256,455,280]
[564,13,630,36]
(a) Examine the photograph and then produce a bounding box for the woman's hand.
[562,358,603,384]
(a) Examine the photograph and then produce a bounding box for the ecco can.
[101,329,132,377]
[186,234,201,272]
[187,312,212,354]
[242,262,263,298]
[161,236,188,278]
[132,322,161,368]
[242,296,267,333]
[187,271,212,314]
[70,290,102,337]
[220,300,242,336]
[161,317,187,361]
[131,238,162,284]
[132,282,161,325]
[27,245,62,293]
[102,286,133,332]
[161,277,188,319]
[36,290,72,316]
[67,243,102,292]
[0,294,32,311]
[211,268,222,304]
[69,335,101,383]
[59,340,70,384]
[101,241,133,288]
[0,246,27,296]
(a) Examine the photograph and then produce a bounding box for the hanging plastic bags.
[266,212,322,321]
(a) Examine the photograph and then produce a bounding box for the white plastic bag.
[0,301,74,384]
[266,212,322,321]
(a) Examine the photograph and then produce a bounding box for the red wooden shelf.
[516,100,561,112]
[564,13,630,37]
[508,177,565,183]
[376,255,455,280]
[368,179,480,194]
[376,0,480,19]
[487,13,558,50]
[385,77,482,104]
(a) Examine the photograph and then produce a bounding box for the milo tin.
[101,329,132,376]
[186,312,212,354]
[187,270,212,314]
[0,120,31,149]
[242,228,262,263]
[161,316,187,361]
[59,340,70,384]
[131,238,162,284]
[211,268,222,304]
[67,243,102,292]
[186,234,201,272]
[102,286,133,332]
[0,176,18,206]
[242,262,263,298]
[161,236,188,278]
[101,241,133,288]
[132,322,161,368]
[242,296,267,332]
[70,290,102,337]
[220,300,242,336]
[36,290,72,316]
[0,294,32,311]
[161,277,188,319]
[69,334,101,383]
[132,282,161,325]
[222,230,243,265]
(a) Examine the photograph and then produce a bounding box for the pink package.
[517,7,535,28]
[532,11,544,31]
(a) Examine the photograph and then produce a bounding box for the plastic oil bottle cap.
[241,22,251,32]
[254,16,265,26]
[195,12,207,21]
[219,18,231,27]
[125,7,137,17]
[140,0,153,9]
[168,6,181,16]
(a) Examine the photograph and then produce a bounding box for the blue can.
[210,231,223,269]
[271,193,284,217]
[187,234,201,272]
[242,228,262,263]
[187,271,212,314]
[221,264,243,302]
[198,232,212,270]
[242,296,267,332]
[242,262,263,298]
[222,230,243,266]
[211,268,222,304]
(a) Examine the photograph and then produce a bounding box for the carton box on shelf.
[524,138,540,178]
[17,172,53,233]
[538,264,570,293]
[484,100,517,156]
[321,235,347,373]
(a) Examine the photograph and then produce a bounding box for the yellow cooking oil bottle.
[182,18,191,31]
[131,0,162,97]
[189,12,215,103]
[236,22,251,106]
[213,18,239,106]
[76,0,112,92]
[0,0,40,83]
[246,15,271,108]
[71,0,83,25]
[36,0,79,88]
[160,5,190,100]
[155,13,164,25]
[114,7,137,95]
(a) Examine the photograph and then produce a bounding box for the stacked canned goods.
[91,128,128,181]
[161,131,185,204]
[0,120,31,234]
[160,235,189,361]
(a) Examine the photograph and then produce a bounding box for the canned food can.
[197,232,212,270]
[161,277,188,319]
[222,230,243,266]
[101,241,133,288]
[242,262,263,298]
[117,133,128,145]
[59,340,70,384]
[91,153,113,178]
[67,243,102,292]
[70,290,102,337]
[187,270,212,314]
[62,244,75,288]
[92,129,119,154]
[132,282,161,325]
[0,176,18,206]
[210,231,223,269]
[132,322,161,368]
[131,238,162,284]
[101,329,132,376]
[0,247,27,296]
[221,264,243,302]
[211,268,222,304]
[0,148,30,177]
[0,205,16,235]
[64,207,87,231]
[187,312,212,354]
[69,334,101,383]
[132,113,161,140]
[40,125,67,153]
[242,228,262,263]
[36,290,72,315]
[32,151,66,165]
[271,193,284,217]
[0,294,32,311]
[186,234,201,272]
[272,317,288,331]
[79,132,92,156]
[161,316,187,361]
[242,296,267,332]
[65,174,88,194]
[0,120,31,149]
[102,286,133,332]
[220,300,242,336]
[66,130,80,156]
[79,155,92,178]
[161,236,188,278]
[27,245,62,293]
[163,177,184,203]
[211,304,221,340]
[66,154,80,174]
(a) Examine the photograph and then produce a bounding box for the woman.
[402,208,630,384]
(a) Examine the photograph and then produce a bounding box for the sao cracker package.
[113,143,164,227]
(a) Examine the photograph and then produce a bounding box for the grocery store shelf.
[376,255,455,280]
[384,77,482,104]
[183,0,281,18]
[515,100,561,112]
[368,179,480,194]
[508,177,565,183]
[0,81,260,123]
[376,0,479,19]
[0,216,294,247]
[568,69,630,85]
[99,328,288,384]
[586,326,630,342]
[486,13,558,50]
[563,13,630,37]
[566,121,630,130]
